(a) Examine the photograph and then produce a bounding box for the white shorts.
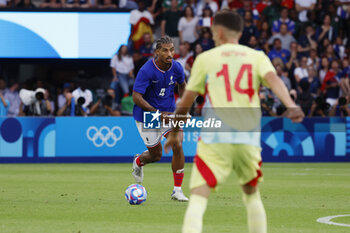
[135,121,172,148]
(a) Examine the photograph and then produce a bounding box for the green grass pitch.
[0,163,350,233]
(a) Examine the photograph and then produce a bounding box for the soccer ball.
[125,184,147,205]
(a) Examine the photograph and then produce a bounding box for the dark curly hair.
[155,36,174,50]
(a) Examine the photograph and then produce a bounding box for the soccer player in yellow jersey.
[165,10,305,233]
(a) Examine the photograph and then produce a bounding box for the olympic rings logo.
[86,126,123,147]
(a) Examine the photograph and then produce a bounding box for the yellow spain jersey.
[186,43,276,147]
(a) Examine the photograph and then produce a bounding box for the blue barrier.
[261,117,349,162]
[0,117,349,163]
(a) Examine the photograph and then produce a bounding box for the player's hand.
[164,131,180,154]
[284,106,305,123]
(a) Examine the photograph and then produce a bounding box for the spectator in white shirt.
[129,1,154,27]
[129,0,154,52]
[294,56,309,84]
[178,5,199,44]
[110,45,135,98]
[295,0,316,22]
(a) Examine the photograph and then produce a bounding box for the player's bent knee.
[149,151,162,162]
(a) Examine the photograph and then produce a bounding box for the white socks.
[242,190,267,233]
[182,190,266,233]
[182,194,208,233]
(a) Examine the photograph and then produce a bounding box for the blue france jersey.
[133,58,185,122]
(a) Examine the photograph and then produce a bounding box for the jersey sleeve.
[186,54,206,95]
[176,63,185,84]
[133,69,150,95]
[257,51,276,87]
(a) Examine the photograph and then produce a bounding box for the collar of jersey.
[152,58,173,73]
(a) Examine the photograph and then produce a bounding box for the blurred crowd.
[0,0,350,117]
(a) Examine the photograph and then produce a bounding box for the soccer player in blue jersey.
[132,36,188,201]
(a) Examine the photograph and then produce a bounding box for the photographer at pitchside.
[19,88,51,116]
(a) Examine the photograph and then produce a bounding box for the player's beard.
[165,57,172,63]
[156,56,172,70]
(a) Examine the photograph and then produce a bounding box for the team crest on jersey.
[169,76,175,85]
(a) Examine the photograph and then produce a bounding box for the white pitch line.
[317,214,350,227]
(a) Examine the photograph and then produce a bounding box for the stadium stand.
[0,0,349,117]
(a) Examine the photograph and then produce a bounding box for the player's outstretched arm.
[132,91,157,112]
[264,71,305,123]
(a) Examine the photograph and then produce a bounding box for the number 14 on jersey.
[216,64,255,102]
